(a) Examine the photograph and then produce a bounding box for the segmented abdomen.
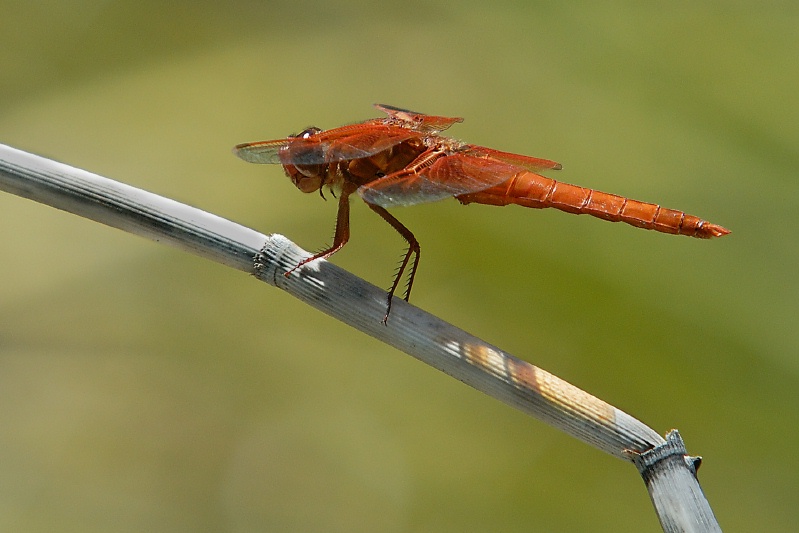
[456,172,729,239]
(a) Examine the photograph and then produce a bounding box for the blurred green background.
[1,1,796,531]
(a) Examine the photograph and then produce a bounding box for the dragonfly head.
[282,127,325,193]
[285,164,323,193]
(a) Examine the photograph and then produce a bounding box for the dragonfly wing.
[374,103,464,133]
[233,139,290,164]
[461,146,562,172]
[234,124,419,166]
[359,152,523,208]
[322,126,419,162]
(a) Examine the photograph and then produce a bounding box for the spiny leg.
[286,184,355,276]
[365,203,421,324]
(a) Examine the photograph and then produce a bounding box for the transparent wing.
[234,124,419,166]
[461,145,562,172]
[360,153,525,208]
[233,138,290,164]
[374,103,464,133]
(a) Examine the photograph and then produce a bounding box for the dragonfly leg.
[365,203,420,324]
[286,185,355,276]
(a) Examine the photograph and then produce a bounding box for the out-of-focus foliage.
[1,1,797,531]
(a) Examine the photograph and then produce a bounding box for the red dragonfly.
[234,104,729,321]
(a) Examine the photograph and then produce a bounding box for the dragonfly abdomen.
[457,172,729,239]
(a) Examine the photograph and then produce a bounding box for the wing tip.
[232,145,261,163]
[232,144,251,161]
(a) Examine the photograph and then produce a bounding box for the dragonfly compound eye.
[297,127,322,139]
